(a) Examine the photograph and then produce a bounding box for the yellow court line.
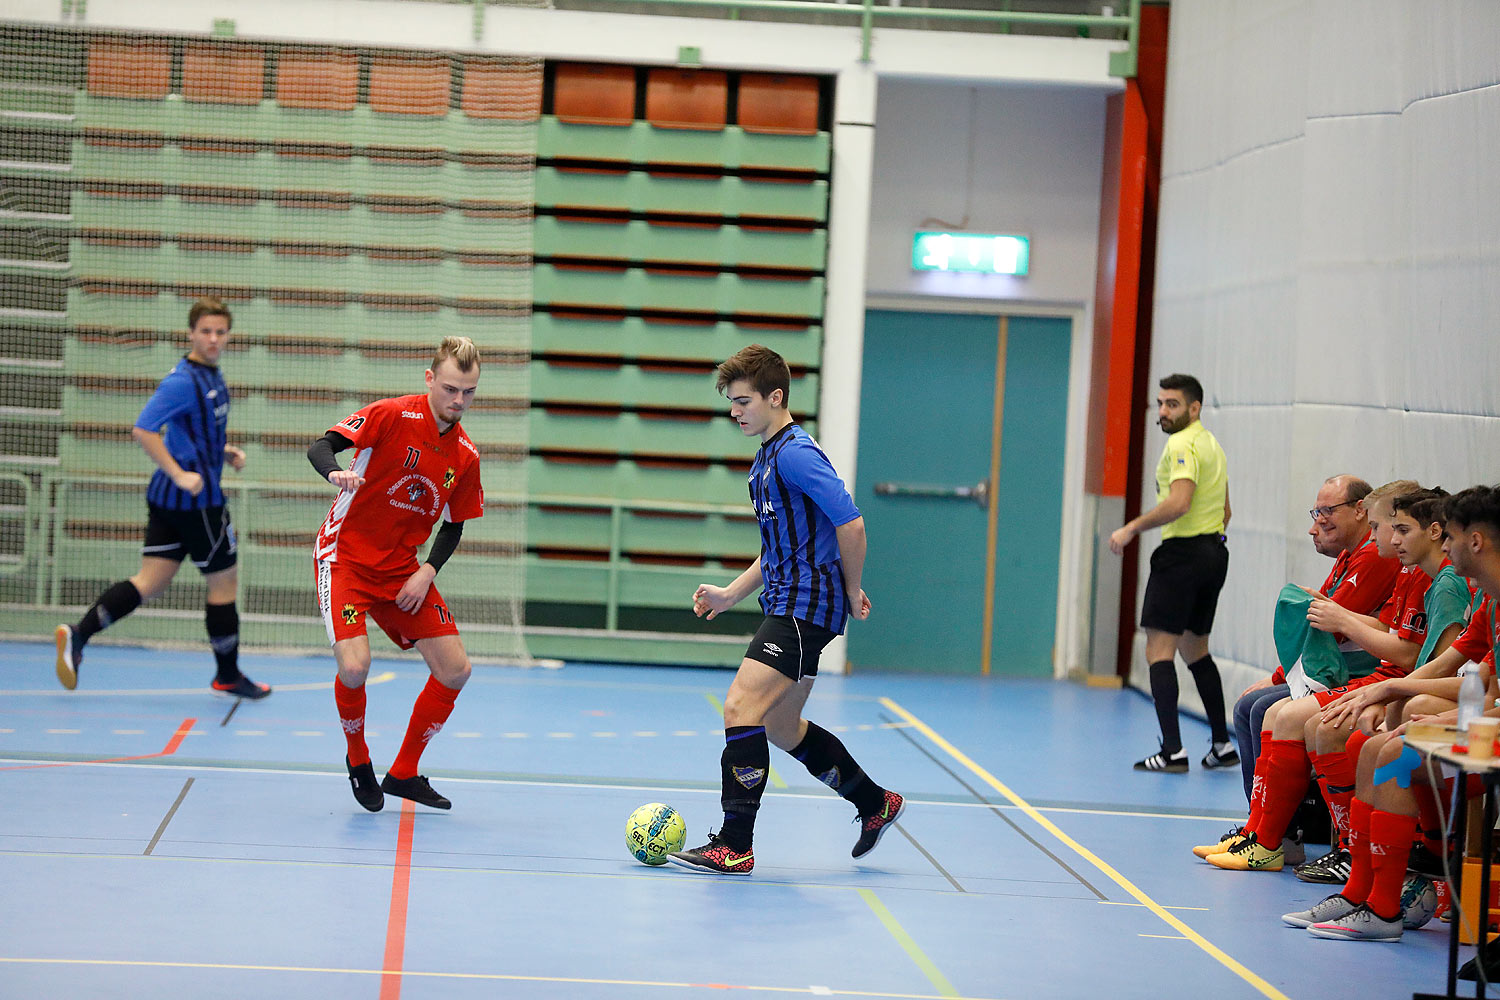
[857,889,959,998]
[703,692,788,789]
[879,697,1290,1000]
[0,670,397,697]
[0,957,996,999]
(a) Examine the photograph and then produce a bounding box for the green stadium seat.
[536,216,826,270]
[536,167,828,221]
[530,314,820,367]
[533,264,824,319]
[537,118,830,173]
[528,454,747,505]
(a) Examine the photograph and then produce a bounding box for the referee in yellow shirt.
[1110,373,1234,773]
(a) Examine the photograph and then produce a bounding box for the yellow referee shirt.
[1156,419,1227,539]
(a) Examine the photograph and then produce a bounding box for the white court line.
[0,670,398,697]
[0,755,1240,822]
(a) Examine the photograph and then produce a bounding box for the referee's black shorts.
[1139,533,1228,636]
[142,503,238,574]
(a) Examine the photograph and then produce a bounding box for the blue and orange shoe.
[211,674,272,700]
[668,831,754,875]
[853,789,905,859]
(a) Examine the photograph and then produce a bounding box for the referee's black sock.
[719,726,769,851]
[75,580,142,646]
[1187,654,1230,745]
[789,721,885,817]
[1148,659,1183,754]
[205,601,240,684]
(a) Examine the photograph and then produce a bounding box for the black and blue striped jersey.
[134,356,230,510]
[749,423,862,633]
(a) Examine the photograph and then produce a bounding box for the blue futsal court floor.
[0,640,1476,999]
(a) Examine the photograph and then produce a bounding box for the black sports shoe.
[54,624,81,690]
[1294,846,1351,884]
[1406,842,1446,878]
[381,772,451,810]
[852,789,905,859]
[346,755,384,812]
[1134,748,1188,773]
[211,674,272,700]
[1202,742,1240,769]
[667,830,755,875]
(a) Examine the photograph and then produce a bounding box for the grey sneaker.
[1284,893,1357,928]
[1308,902,1403,941]
[1281,834,1307,868]
[1294,847,1351,884]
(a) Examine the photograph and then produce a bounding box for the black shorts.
[1140,533,1228,636]
[745,615,838,681]
[142,503,238,574]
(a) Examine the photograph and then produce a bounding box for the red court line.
[379,799,417,1000]
[0,718,198,772]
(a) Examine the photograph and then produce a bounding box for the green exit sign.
[912,232,1030,275]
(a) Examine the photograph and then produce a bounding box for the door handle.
[873,479,990,507]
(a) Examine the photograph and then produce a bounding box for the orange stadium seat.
[86,38,170,100]
[737,73,820,135]
[369,56,451,116]
[461,59,543,121]
[645,69,728,131]
[181,43,265,105]
[553,64,636,126]
[276,49,358,111]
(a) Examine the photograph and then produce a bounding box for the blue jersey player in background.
[669,345,903,875]
[54,296,270,700]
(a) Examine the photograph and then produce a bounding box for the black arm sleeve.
[307,431,353,481]
[425,520,464,574]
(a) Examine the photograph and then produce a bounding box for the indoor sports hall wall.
[1141,0,1500,702]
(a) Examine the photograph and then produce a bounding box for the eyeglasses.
[1308,500,1355,521]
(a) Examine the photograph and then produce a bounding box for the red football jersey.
[1322,530,1403,619]
[1452,594,1494,664]
[315,393,484,578]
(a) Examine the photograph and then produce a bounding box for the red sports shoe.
[667,831,755,875]
[853,790,905,859]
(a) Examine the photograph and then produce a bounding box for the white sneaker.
[1283,893,1357,928]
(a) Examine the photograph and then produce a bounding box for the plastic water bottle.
[1456,666,1486,747]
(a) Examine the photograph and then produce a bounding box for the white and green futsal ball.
[626,802,687,866]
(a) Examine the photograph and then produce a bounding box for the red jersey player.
[306,337,484,811]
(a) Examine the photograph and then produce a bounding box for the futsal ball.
[626,802,686,866]
[1402,873,1439,929]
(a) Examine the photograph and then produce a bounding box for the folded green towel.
[1273,583,1351,696]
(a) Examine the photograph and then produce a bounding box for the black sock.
[75,580,142,646]
[719,726,769,851]
[1148,659,1182,754]
[789,721,885,816]
[1187,654,1230,744]
[205,602,240,684]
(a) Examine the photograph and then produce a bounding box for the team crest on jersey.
[444,467,455,489]
[733,765,766,789]
[341,604,358,625]
[387,473,442,516]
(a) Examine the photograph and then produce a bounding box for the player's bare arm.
[1109,477,1195,554]
[835,517,870,620]
[224,444,247,471]
[693,556,762,620]
[131,426,203,496]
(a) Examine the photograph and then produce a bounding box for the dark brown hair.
[188,296,231,331]
[715,344,790,407]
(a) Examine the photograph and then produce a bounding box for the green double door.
[845,309,1071,676]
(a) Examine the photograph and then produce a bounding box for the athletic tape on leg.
[1373,742,1424,789]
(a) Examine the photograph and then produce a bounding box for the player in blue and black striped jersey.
[54,297,270,700]
[668,345,903,876]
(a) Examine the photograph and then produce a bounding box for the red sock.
[1246,730,1275,830]
[1249,739,1309,846]
[1311,748,1358,845]
[1414,784,1443,853]
[388,676,460,780]
[1344,797,1374,903]
[1345,728,1371,759]
[1366,808,1419,920]
[335,677,369,767]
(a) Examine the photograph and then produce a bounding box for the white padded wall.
[1137,0,1500,707]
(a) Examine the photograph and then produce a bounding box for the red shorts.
[316,558,458,650]
[1313,671,1394,707]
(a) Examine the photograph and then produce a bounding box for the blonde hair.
[431,336,480,373]
[1365,479,1423,516]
